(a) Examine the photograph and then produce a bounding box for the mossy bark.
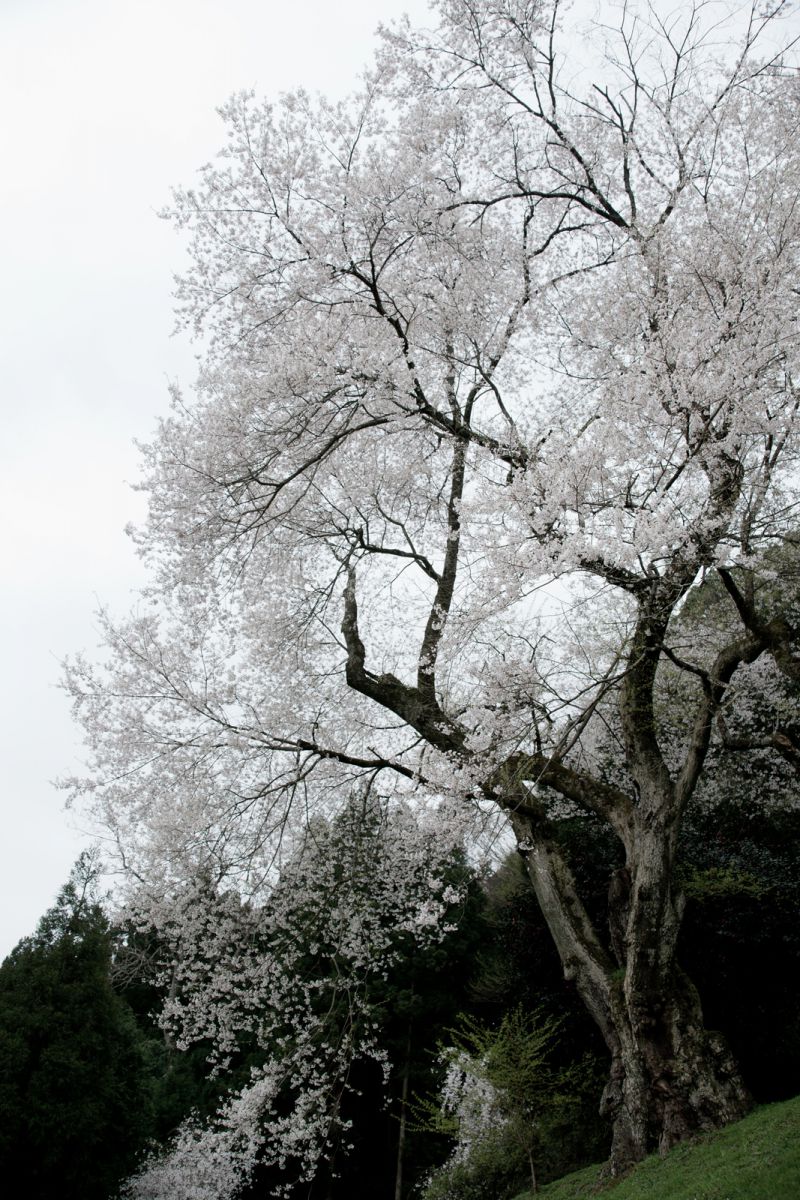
[512,809,750,1175]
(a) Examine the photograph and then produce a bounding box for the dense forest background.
[1,789,797,1200]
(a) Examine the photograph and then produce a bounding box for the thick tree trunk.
[510,811,751,1175]
[599,965,750,1171]
[602,841,751,1168]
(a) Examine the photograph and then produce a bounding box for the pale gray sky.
[0,0,433,958]
[5,0,793,960]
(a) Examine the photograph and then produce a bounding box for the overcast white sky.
[0,0,436,958]
[4,1,794,960]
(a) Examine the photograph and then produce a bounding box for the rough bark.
[511,805,751,1174]
[600,963,749,1169]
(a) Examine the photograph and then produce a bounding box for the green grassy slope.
[514,1094,800,1200]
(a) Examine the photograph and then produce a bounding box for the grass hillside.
[514,1093,800,1200]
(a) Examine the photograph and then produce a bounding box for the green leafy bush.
[419,1008,602,1198]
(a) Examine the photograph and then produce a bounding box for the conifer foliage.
[0,855,152,1200]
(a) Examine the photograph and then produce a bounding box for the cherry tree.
[64,0,800,1175]
[120,795,469,1198]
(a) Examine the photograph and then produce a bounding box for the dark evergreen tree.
[236,804,487,1200]
[0,854,154,1199]
[320,851,486,1200]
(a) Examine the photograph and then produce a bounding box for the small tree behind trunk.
[394,1023,412,1200]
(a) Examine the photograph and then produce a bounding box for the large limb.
[417,437,465,702]
[341,568,466,756]
[718,568,800,683]
[507,805,617,1045]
